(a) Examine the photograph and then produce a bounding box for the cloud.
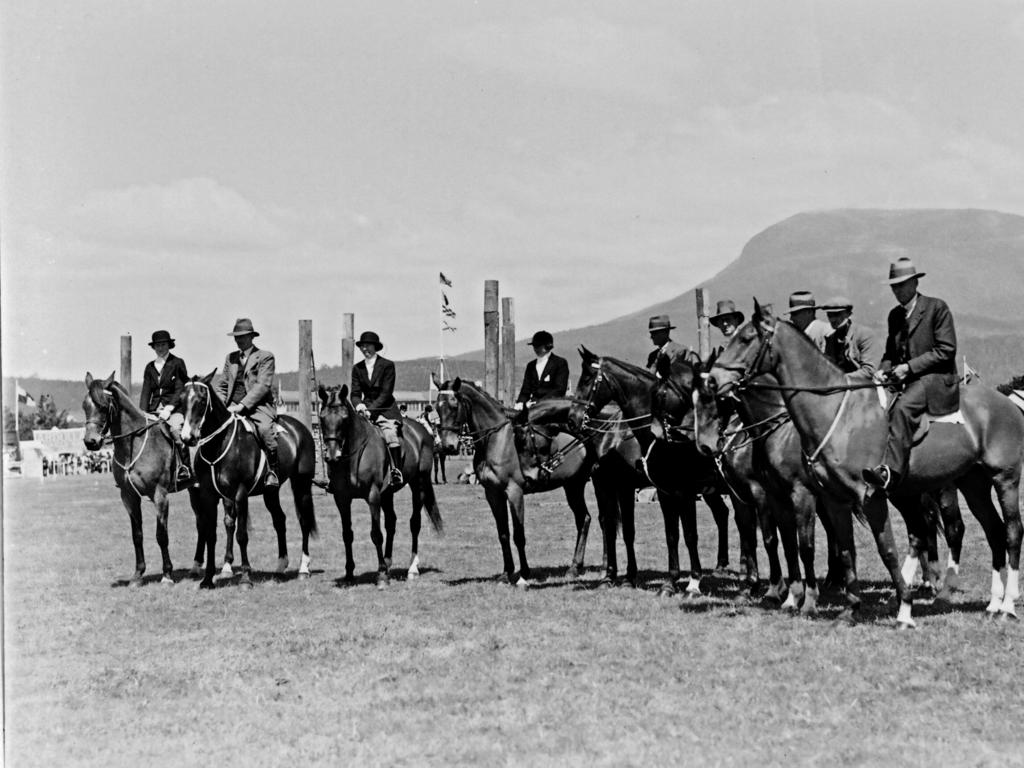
[438,16,699,100]
[65,177,285,251]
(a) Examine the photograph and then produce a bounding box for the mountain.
[10,209,1024,416]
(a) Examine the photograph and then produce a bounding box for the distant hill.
[11,209,1023,415]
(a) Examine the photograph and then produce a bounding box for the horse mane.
[457,380,518,418]
[105,380,149,421]
[774,319,845,377]
[605,356,657,382]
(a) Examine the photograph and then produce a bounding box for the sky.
[3,0,1024,381]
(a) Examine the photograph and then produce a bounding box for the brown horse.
[568,348,758,597]
[712,301,1024,625]
[179,373,318,589]
[433,378,599,586]
[317,384,443,586]
[82,372,206,586]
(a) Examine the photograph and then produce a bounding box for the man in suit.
[139,329,192,483]
[516,330,570,408]
[863,258,959,491]
[709,300,744,341]
[214,318,281,487]
[351,331,404,487]
[784,291,830,352]
[646,314,693,376]
[821,296,877,378]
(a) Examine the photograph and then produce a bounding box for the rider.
[351,330,404,487]
[646,315,692,376]
[419,404,447,484]
[215,318,281,488]
[139,329,192,483]
[709,300,744,342]
[515,330,569,409]
[783,291,829,352]
[820,296,877,378]
[863,258,959,491]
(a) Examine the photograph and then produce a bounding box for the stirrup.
[862,465,892,489]
[390,468,404,487]
[265,469,280,488]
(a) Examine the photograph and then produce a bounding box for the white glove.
[513,402,524,411]
[158,405,174,420]
[227,403,245,414]
[355,403,369,416]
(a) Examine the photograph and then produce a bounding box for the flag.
[439,272,452,287]
[442,306,456,318]
[16,385,36,408]
[442,322,457,332]
[442,292,451,307]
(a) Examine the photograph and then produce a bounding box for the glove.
[513,402,524,412]
[227,403,245,414]
[158,405,174,420]
[355,403,368,414]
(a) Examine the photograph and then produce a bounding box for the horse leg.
[792,486,818,615]
[752,487,784,604]
[620,485,638,587]
[335,495,356,583]
[190,493,205,578]
[198,492,219,589]
[958,469,1007,616]
[506,484,530,586]
[484,485,516,583]
[263,487,289,576]
[992,468,1022,620]
[408,479,423,579]
[863,494,915,629]
[368,489,389,588]
[592,473,619,586]
[235,496,253,589]
[732,497,760,596]
[564,479,591,580]
[935,486,964,594]
[122,486,146,587]
[817,498,844,592]
[656,491,681,596]
[382,492,397,574]
[221,499,237,578]
[829,502,861,625]
[705,490,731,571]
[153,487,174,585]
[292,477,315,579]
[680,491,703,596]
[773,496,803,612]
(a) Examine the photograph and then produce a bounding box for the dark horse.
[179,373,318,589]
[712,301,1024,625]
[82,372,205,586]
[568,348,758,597]
[317,384,443,586]
[433,378,601,586]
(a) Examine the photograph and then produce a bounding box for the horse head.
[433,378,466,456]
[569,346,610,433]
[179,370,218,446]
[318,384,355,463]
[82,370,116,450]
[710,298,777,397]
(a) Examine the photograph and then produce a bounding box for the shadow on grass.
[332,565,444,588]
[109,567,202,588]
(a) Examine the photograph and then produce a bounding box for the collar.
[902,294,919,316]
[535,351,551,366]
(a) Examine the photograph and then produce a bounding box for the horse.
[82,371,205,586]
[711,300,1024,626]
[178,372,318,589]
[433,378,602,586]
[567,347,759,597]
[317,384,443,586]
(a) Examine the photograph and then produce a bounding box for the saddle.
[876,386,965,445]
[1008,390,1024,414]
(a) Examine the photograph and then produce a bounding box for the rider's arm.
[214,354,232,401]
[516,362,535,404]
[550,356,570,397]
[138,364,153,412]
[854,328,877,377]
[241,351,275,411]
[907,299,957,377]
[168,357,189,409]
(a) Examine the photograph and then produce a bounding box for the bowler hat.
[821,296,854,312]
[885,257,926,285]
[708,300,744,328]
[356,331,384,350]
[648,315,676,332]
[527,330,554,348]
[148,330,176,349]
[227,318,260,337]
[784,291,818,315]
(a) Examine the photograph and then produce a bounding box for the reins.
[184,381,265,498]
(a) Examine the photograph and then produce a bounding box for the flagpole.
[439,276,446,383]
[14,378,18,440]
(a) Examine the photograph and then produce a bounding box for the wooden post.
[119,335,132,395]
[501,297,516,404]
[484,280,499,398]
[696,288,711,361]
[341,313,354,388]
[298,319,313,431]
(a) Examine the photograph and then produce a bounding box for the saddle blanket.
[876,385,965,424]
[1009,390,1024,414]
[237,417,288,435]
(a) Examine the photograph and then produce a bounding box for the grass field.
[4,474,1023,767]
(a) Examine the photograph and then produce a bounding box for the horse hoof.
[298,571,311,581]
[832,610,857,628]
[896,620,917,631]
[220,564,233,578]
[189,562,203,578]
[998,611,1019,623]
[407,568,419,581]
[515,577,529,590]
[597,577,614,590]
[239,579,254,590]
[984,610,1000,621]
[160,575,174,586]
[199,579,215,590]
[377,574,390,589]
[658,584,677,598]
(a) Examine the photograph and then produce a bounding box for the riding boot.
[388,446,404,488]
[175,443,193,485]
[266,448,281,488]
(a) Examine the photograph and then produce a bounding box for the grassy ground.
[4,475,1023,767]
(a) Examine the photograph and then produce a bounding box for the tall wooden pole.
[500,297,516,404]
[119,335,132,395]
[298,320,313,431]
[696,288,711,361]
[341,313,355,388]
[484,280,499,398]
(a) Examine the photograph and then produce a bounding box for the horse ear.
[202,369,217,384]
[452,377,462,392]
[339,384,349,401]
[431,371,442,390]
[104,370,116,387]
[317,384,328,405]
[706,348,719,371]
[85,372,94,387]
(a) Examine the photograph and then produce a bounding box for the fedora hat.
[885,257,926,285]
[820,296,854,312]
[356,331,384,350]
[227,318,260,337]
[708,300,744,328]
[784,291,818,315]
[148,330,176,349]
[648,315,676,332]
[527,330,554,348]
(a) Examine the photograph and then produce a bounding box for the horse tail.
[419,473,444,535]
[300,480,319,538]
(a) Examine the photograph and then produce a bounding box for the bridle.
[182,381,265,497]
[435,389,509,445]
[572,358,653,434]
[85,385,162,497]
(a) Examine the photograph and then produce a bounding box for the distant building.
[277,389,433,421]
